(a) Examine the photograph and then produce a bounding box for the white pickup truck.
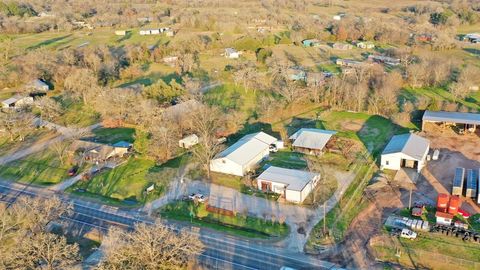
[400,228,417,240]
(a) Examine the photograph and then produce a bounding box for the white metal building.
[256,166,320,203]
[380,133,430,172]
[225,48,240,59]
[179,134,199,149]
[210,132,277,176]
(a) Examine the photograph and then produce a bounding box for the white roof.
[2,96,20,105]
[258,166,319,191]
[179,134,198,143]
[215,132,277,166]
[289,128,336,150]
[225,48,238,54]
[382,133,430,160]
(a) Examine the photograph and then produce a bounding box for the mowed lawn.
[91,127,135,144]
[402,86,480,112]
[0,149,76,185]
[70,155,188,205]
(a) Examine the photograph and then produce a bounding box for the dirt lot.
[420,123,480,215]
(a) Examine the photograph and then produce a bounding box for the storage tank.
[448,195,461,215]
[437,193,449,212]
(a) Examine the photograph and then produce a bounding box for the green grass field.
[204,83,257,114]
[402,86,480,112]
[261,150,307,170]
[56,101,100,127]
[159,201,289,238]
[91,127,135,144]
[69,155,187,205]
[0,148,77,185]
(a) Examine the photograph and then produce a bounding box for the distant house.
[165,29,175,37]
[302,39,321,47]
[336,59,365,68]
[1,95,34,109]
[179,134,199,149]
[139,29,163,35]
[332,43,353,50]
[225,48,240,59]
[26,79,50,92]
[289,128,336,155]
[435,211,453,226]
[163,99,201,120]
[137,17,152,23]
[380,133,430,173]
[115,30,127,36]
[356,42,374,49]
[210,132,278,176]
[368,55,400,66]
[256,166,320,203]
[163,56,178,66]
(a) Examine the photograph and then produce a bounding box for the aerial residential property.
[256,166,320,203]
[0,1,479,269]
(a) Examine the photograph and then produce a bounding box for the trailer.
[452,167,465,196]
[466,169,478,198]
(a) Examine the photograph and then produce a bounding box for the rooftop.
[258,166,319,191]
[289,128,336,150]
[382,133,430,160]
[215,132,277,166]
[423,110,480,125]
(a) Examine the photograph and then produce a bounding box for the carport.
[422,110,480,133]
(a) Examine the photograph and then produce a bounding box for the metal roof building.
[289,128,336,152]
[257,166,320,203]
[381,133,430,172]
[422,110,480,132]
[210,132,278,176]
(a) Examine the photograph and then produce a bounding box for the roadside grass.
[0,148,77,185]
[402,86,480,112]
[371,232,480,269]
[69,155,187,206]
[91,127,135,144]
[159,200,289,239]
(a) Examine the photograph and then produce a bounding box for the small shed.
[1,95,34,109]
[27,79,50,92]
[225,48,240,59]
[435,211,453,226]
[302,39,321,47]
[356,42,374,49]
[179,134,199,149]
[256,166,320,203]
[115,30,127,36]
[289,128,336,155]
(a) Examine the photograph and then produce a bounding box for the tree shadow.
[226,122,279,146]
[463,48,480,57]
[27,34,72,50]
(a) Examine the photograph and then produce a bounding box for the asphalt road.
[0,181,344,270]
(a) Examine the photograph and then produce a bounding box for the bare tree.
[0,110,34,141]
[98,222,204,270]
[64,68,99,105]
[190,103,224,179]
[34,96,63,122]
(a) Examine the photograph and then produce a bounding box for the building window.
[386,160,389,165]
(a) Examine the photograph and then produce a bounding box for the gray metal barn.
[422,111,480,133]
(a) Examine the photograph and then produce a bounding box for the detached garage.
[381,133,430,173]
[256,166,320,203]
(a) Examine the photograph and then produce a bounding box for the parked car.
[189,193,206,203]
[269,144,278,153]
[400,228,417,240]
[68,166,79,176]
